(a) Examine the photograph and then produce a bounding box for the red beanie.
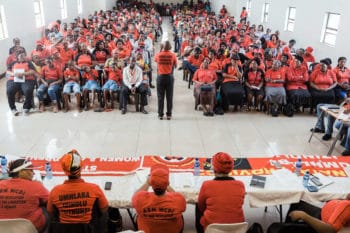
[149,164,169,190]
[212,152,234,174]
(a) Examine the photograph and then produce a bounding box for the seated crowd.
[6,0,161,116]
[172,4,350,116]
[1,151,349,233]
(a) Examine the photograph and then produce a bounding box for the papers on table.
[135,168,150,184]
[172,173,194,188]
[311,173,334,190]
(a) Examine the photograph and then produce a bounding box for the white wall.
[211,0,350,65]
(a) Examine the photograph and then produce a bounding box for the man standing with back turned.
[154,40,177,120]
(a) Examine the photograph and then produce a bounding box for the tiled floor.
[0,17,343,232]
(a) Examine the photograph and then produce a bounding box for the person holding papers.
[6,50,37,116]
[196,152,246,233]
[132,164,186,233]
[267,197,350,233]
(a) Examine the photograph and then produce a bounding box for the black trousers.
[6,79,35,110]
[121,84,148,110]
[157,74,174,117]
[267,201,321,233]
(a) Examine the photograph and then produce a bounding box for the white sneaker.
[11,109,19,116]
[23,109,30,116]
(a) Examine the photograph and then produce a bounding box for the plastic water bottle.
[194,158,200,176]
[45,161,53,180]
[295,158,302,176]
[303,171,310,187]
[1,155,7,176]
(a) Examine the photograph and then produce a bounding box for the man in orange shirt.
[154,40,177,120]
[132,164,186,233]
[47,150,108,233]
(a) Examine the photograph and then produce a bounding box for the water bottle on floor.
[45,161,53,180]
[303,171,310,187]
[194,158,200,176]
[1,155,8,178]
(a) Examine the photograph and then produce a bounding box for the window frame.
[77,0,83,15]
[0,5,8,40]
[320,12,340,47]
[284,7,296,32]
[60,0,67,19]
[247,0,252,17]
[262,2,269,23]
[33,0,45,28]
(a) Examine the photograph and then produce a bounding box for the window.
[60,0,67,19]
[284,7,296,32]
[247,0,252,17]
[77,0,83,15]
[33,0,45,28]
[321,12,340,46]
[262,3,269,23]
[0,5,8,40]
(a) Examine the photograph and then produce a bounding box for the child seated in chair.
[82,66,100,111]
[102,63,122,110]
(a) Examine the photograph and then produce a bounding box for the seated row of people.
[6,49,150,115]
[190,50,349,117]
[1,151,349,233]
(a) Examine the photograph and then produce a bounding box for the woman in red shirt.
[286,55,311,111]
[264,60,287,114]
[244,59,265,111]
[333,57,350,102]
[221,54,245,111]
[193,58,217,116]
[36,57,63,113]
[196,152,245,233]
[309,61,337,108]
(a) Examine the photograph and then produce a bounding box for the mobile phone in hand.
[104,181,112,190]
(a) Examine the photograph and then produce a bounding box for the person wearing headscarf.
[47,149,108,233]
[132,164,186,233]
[196,152,246,233]
[0,158,49,233]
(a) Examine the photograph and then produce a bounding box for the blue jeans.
[82,80,100,91]
[37,83,60,102]
[102,80,119,92]
[63,82,81,94]
[315,103,338,133]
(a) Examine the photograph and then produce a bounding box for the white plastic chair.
[205,222,249,233]
[0,218,38,233]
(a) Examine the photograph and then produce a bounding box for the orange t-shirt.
[58,47,74,65]
[265,69,286,87]
[8,61,36,81]
[63,68,80,83]
[188,54,204,68]
[198,178,245,230]
[105,67,122,83]
[193,68,217,83]
[132,191,186,233]
[41,65,62,81]
[321,200,350,231]
[155,50,177,75]
[47,178,108,223]
[333,66,350,84]
[0,178,49,232]
[223,64,240,83]
[310,70,336,89]
[75,53,94,67]
[286,66,309,90]
[82,69,98,81]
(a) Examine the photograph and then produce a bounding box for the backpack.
[246,222,264,233]
[283,103,294,117]
[107,207,123,233]
[270,104,279,117]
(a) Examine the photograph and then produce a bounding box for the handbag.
[200,84,213,92]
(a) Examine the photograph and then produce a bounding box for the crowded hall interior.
[1,0,350,233]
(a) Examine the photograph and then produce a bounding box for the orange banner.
[27,155,350,177]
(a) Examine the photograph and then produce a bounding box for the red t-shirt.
[0,178,49,232]
[286,66,309,90]
[265,69,286,87]
[82,69,98,81]
[132,191,186,233]
[64,68,80,83]
[7,61,36,81]
[188,54,204,68]
[105,67,122,83]
[47,178,108,223]
[333,66,350,84]
[321,200,350,231]
[246,69,264,86]
[310,69,336,89]
[198,178,245,230]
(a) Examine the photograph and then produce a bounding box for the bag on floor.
[283,103,294,117]
[107,207,123,233]
[246,222,264,233]
[270,104,279,117]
